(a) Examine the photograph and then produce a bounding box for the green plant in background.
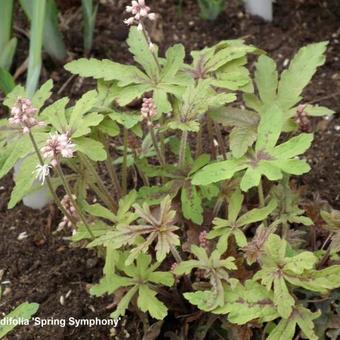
[25,0,46,98]
[0,0,68,96]
[0,0,16,94]
[82,0,98,55]
[0,301,39,338]
[0,0,339,338]
[198,0,226,20]
[19,0,68,63]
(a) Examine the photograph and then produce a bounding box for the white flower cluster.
[41,133,75,167]
[124,0,156,30]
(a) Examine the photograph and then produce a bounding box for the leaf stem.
[258,179,265,208]
[133,152,150,187]
[141,24,161,74]
[170,244,183,263]
[214,121,227,160]
[179,130,188,168]
[149,122,166,167]
[79,153,117,212]
[207,117,217,160]
[122,127,128,195]
[195,124,203,158]
[102,136,121,199]
[55,163,95,239]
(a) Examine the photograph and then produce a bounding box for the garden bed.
[0,0,339,338]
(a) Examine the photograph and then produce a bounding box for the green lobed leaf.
[39,97,69,132]
[255,55,278,106]
[31,79,53,110]
[75,137,107,161]
[229,126,257,158]
[65,58,148,85]
[161,44,185,80]
[0,302,39,338]
[8,154,46,209]
[256,104,283,152]
[277,42,328,110]
[137,285,168,320]
[192,158,247,186]
[90,274,134,297]
[181,185,203,225]
[237,199,277,226]
[213,280,279,324]
[111,285,139,319]
[127,27,159,79]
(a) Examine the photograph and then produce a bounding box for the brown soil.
[0,0,339,339]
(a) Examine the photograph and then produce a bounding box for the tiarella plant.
[1,1,340,338]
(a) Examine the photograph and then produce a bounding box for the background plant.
[198,0,227,20]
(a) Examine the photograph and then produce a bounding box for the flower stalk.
[55,163,95,239]
[28,131,77,228]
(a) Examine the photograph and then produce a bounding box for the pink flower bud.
[124,17,135,25]
[9,97,44,133]
[141,97,157,119]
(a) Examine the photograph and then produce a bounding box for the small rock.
[17,232,28,240]
[86,258,98,269]
[60,295,65,306]
[3,287,11,296]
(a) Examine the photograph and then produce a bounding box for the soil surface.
[0,0,339,339]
